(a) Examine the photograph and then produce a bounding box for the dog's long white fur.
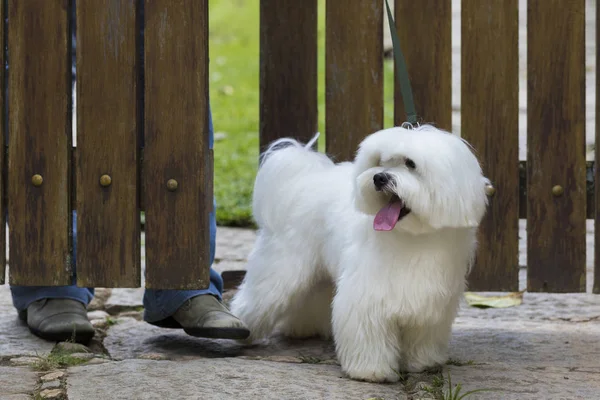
[230,125,489,383]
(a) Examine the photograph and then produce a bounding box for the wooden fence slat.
[394,0,451,129]
[325,0,383,162]
[461,0,519,291]
[143,0,211,289]
[259,0,317,152]
[7,0,72,286]
[75,0,140,288]
[527,0,586,292]
[0,0,5,285]
[588,0,600,294]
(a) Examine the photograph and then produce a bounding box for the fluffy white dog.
[230,125,489,383]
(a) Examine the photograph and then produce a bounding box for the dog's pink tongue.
[374,199,403,231]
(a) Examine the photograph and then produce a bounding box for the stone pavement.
[1,226,599,400]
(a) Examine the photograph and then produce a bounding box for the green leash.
[384,0,418,126]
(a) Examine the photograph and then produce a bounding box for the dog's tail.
[252,132,333,228]
[258,132,320,168]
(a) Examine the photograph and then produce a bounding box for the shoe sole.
[28,326,95,344]
[148,317,250,340]
[183,327,251,340]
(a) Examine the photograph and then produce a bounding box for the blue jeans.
[10,107,221,324]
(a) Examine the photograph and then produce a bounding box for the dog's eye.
[405,158,416,170]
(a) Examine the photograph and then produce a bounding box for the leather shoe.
[172,295,250,340]
[22,298,95,343]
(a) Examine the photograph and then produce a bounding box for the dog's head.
[353,125,489,234]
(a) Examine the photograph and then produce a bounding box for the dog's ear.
[428,175,489,230]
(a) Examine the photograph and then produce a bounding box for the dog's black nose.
[373,173,390,190]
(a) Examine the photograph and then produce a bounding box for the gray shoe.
[24,299,95,343]
[172,295,250,340]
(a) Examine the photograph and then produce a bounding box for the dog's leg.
[278,281,333,340]
[400,303,458,372]
[229,235,318,342]
[400,323,452,373]
[332,287,401,383]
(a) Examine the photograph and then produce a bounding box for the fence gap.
[325,0,383,162]
[143,0,211,290]
[527,0,586,292]
[75,0,140,288]
[462,0,519,291]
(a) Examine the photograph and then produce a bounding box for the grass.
[209,0,396,226]
[209,0,260,227]
[32,348,87,372]
[440,371,498,400]
[298,354,322,364]
[423,371,498,400]
[32,335,92,371]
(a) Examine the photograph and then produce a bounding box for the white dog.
[230,125,489,383]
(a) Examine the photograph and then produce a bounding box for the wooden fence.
[0,0,597,293]
[1,0,212,290]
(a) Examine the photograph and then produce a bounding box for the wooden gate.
[1,0,212,290]
[1,0,597,293]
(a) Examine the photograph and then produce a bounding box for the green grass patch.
[32,349,87,372]
[208,0,396,227]
[209,0,260,227]
[422,371,498,400]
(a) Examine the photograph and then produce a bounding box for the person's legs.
[10,212,96,342]
[6,2,94,344]
[10,212,95,313]
[142,105,249,340]
[142,197,222,323]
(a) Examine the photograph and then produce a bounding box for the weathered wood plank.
[259,0,317,152]
[8,0,72,286]
[462,0,519,291]
[75,0,140,288]
[394,0,451,129]
[143,0,211,289]
[527,0,586,292]
[325,0,383,162]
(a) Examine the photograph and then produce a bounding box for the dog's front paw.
[404,361,443,374]
[344,366,400,383]
[403,353,446,373]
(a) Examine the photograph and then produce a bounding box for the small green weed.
[32,352,86,371]
[393,369,409,384]
[32,346,88,371]
[421,373,445,398]
[421,371,497,400]
[298,355,322,364]
[440,371,497,400]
